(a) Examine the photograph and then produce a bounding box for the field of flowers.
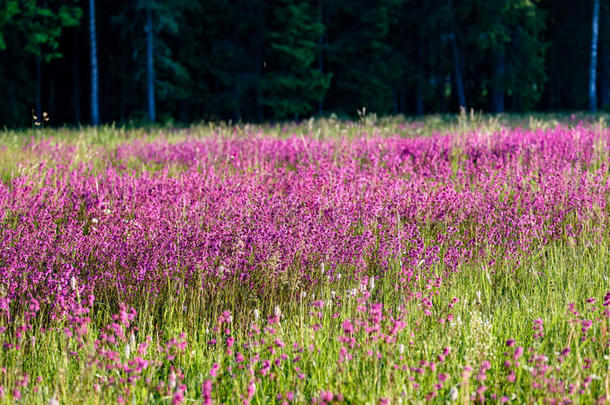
[1,116,610,404]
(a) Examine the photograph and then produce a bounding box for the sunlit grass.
[1,116,610,403]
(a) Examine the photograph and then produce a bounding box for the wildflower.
[533,318,544,339]
[168,371,177,390]
[247,380,256,399]
[210,363,219,377]
[172,385,186,405]
[28,299,40,314]
[226,336,235,348]
[0,297,9,311]
[449,386,458,401]
[202,380,213,405]
[514,346,524,360]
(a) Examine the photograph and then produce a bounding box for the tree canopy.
[0,0,606,127]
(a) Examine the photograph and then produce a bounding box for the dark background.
[0,0,607,127]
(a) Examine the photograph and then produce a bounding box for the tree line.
[0,0,607,127]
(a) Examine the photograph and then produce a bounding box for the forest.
[0,0,607,127]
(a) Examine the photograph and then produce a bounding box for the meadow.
[1,113,610,404]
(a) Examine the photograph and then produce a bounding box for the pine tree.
[263,0,331,119]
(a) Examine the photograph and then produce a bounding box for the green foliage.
[0,0,81,60]
[0,0,82,127]
[107,0,190,121]
[263,0,330,119]
[0,0,603,126]
[464,0,547,110]
[325,0,404,115]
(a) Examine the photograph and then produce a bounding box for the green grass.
[0,233,608,404]
[1,115,610,403]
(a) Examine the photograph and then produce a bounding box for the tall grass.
[0,116,609,403]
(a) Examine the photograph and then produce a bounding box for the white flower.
[300,291,307,299]
[274,305,282,318]
[336,272,342,280]
[253,309,260,321]
[368,277,375,291]
[49,396,59,405]
[130,333,136,348]
[399,343,405,355]
[449,386,459,401]
[321,262,325,274]
[331,290,336,299]
[70,276,77,291]
[124,343,131,358]
[91,218,98,224]
[168,371,177,390]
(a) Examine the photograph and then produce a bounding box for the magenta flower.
[210,363,219,377]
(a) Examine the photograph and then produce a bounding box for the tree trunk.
[317,0,324,115]
[399,87,406,114]
[491,47,506,113]
[256,53,264,122]
[602,48,610,108]
[48,69,55,121]
[8,81,16,120]
[415,44,424,115]
[415,80,423,115]
[179,98,190,123]
[233,79,240,121]
[448,1,466,110]
[73,31,81,125]
[449,33,466,110]
[119,41,127,123]
[590,0,600,112]
[146,5,156,123]
[89,0,99,125]
[35,56,42,121]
